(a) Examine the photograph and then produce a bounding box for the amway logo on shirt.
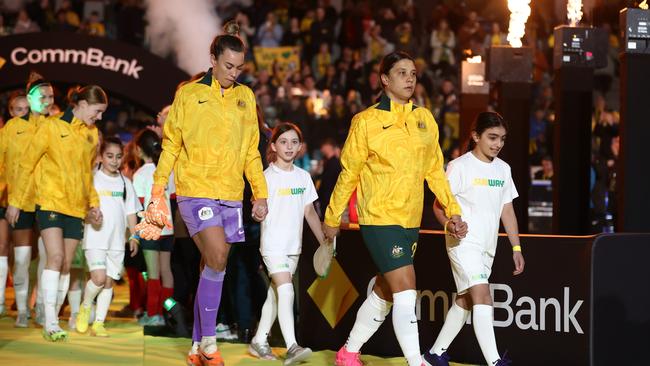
[10,47,144,79]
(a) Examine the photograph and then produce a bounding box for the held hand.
[135,220,163,241]
[128,238,139,257]
[88,207,103,226]
[5,206,20,227]
[449,215,468,239]
[322,223,339,242]
[251,198,268,222]
[513,251,525,275]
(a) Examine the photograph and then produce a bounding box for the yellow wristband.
[512,245,522,252]
[444,220,452,235]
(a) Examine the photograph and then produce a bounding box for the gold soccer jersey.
[0,113,47,210]
[153,69,267,201]
[10,109,99,219]
[325,94,461,228]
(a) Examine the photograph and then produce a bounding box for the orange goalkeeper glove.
[144,184,172,229]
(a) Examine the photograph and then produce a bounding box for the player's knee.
[47,253,64,269]
[91,272,106,286]
[205,254,227,272]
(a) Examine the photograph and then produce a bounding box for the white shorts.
[262,255,300,276]
[85,249,125,280]
[447,241,495,295]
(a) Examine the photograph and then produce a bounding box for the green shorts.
[14,210,36,230]
[359,225,420,274]
[36,208,84,240]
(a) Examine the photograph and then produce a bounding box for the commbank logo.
[10,47,143,79]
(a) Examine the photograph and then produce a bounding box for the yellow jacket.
[153,69,267,201]
[325,94,461,228]
[9,109,100,219]
[0,113,47,210]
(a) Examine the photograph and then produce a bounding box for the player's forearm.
[433,199,450,228]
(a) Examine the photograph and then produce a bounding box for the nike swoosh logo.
[382,124,392,129]
[372,318,383,322]
[61,134,69,138]
[201,352,214,361]
[205,307,218,311]
[17,131,25,135]
[410,320,418,324]
[198,100,208,104]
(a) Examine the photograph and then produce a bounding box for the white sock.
[200,335,217,354]
[345,290,392,353]
[95,287,113,323]
[277,283,297,347]
[473,304,500,365]
[430,302,471,355]
[68,289,82,315]
[392,290,422,366]
[56,273,70,315]
[83,280,104,308]
[0,256,7,306]
[42,269,60,329]
[36,238,46,307]
[253,285,277,344]
[13,247,31,314]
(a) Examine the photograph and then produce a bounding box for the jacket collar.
[375,93,418,112]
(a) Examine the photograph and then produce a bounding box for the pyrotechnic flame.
[507,0,531,48]
[567,0,583,26]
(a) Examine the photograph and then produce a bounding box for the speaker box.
[553,25,608,69]
[620,7,650,53]
[486,46,533,83]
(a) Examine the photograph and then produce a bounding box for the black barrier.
[591,233,650,365]
[0,33,189,113]
[299,227,594,365]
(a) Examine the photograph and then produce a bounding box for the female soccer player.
[6,85,105,341]
[423,112,524,366]
[0,74,54,327]
[323,51,466,366]
[76,136,141,337]
[248,123,323,365]
[136,22,268,366]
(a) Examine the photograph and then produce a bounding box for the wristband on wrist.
[512,245,522,252]
[444,219,453,235]
[129,233,141,244]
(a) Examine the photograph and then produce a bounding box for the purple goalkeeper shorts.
[177,196,245,243]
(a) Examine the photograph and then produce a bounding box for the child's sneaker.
[215,323,237,341]
[494,351,512,366]
[284,343,312,365]
[91,321,109,337]
[248,339,277,360]
[423,350,450,366]
[14,312,29,328]
[76,305,91,333]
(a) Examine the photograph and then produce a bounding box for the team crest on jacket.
[417,120,426,130]
[237,99,246,109]
[48,212,58,221]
